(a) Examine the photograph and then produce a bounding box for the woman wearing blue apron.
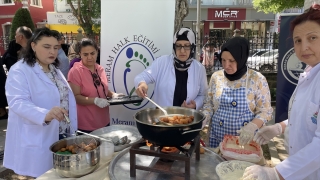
[202,37,273,148]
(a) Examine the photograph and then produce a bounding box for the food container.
[133,106,205,146]
[90,125,142,152]
[49,136,101,178]
[216,160,254,180]
[219,135,262,163]
[100,140,114,161]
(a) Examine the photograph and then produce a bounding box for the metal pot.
[133,107,205,146]
[49,136,101,178]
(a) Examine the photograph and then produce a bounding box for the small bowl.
[216,160,254,180]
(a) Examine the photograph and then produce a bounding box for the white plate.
[91,125,142,152]
[216,160,254,180]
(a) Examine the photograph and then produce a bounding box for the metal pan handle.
[181,128,203,135]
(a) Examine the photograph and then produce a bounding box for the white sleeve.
[6,66,49,125]
[193,65,208,110]
[276,116,320,179]
[134,57,161,88]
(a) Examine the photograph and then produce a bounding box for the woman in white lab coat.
[134,27,208,110]
[3,27,77,178]
[242,5,320,180]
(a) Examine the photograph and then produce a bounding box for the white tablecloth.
[36,153,119,180]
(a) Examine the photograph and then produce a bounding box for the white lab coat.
[134,54,208,110]
[276,63,320,180]
[3,60,78,177]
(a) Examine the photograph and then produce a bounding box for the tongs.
[63,114,77,137]
[64,114,70,124]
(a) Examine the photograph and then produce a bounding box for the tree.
[253,0,304,13]
[174,0,189,33]
[66,0,187,36]
[9,8,35,40]
[66,0,101,38]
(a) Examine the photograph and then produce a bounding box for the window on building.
[65,0,78,7]
[0,0,13,5]
[31,0,42,6]
[1,23,11,50]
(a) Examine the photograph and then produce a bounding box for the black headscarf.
[220,37,249,81]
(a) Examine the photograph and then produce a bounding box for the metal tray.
[107,95,143,105]
[108,147,225,180]
[91,125,142,152]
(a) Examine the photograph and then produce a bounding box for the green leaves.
[66,0,101,37]
[253,0,304,13]
[9,8,35,40]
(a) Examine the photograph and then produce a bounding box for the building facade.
[47,0,83,35]
[0,0,54,55]
[184,0,275,45]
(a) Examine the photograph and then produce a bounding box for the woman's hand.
[136,82,148,98]
[45,106,68,123]
[237,122,259,145]
[94,98,110,108]
[253,123,282,145]
[181,100,196,109]
[242,165,280,180]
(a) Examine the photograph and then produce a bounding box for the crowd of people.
[0,4,319,180]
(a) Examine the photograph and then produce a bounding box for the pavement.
[0,118,8,178]
[266,108,289,167]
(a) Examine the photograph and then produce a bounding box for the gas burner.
[129,136,200,180]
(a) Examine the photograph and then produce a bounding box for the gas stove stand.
[129,135,200,180]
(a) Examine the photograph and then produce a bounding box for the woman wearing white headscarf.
[135,27,208,110]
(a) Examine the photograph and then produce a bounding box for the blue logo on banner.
[112,43,155,110]
[281,48,306,85]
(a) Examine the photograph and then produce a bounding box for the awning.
[48,24,84,33]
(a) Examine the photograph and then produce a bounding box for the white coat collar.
[31,62,55,86]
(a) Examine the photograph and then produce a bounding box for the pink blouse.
[68,61,110,131]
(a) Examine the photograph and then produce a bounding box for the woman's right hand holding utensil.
[136,82,148,98]
[45,106,68,123]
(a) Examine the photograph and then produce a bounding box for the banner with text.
[101,0,175,125]
[275,14,304,123]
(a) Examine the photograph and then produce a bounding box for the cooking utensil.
[116,136,128,145]
[90,125,142,152]
[144,97,168,115]
[63,114,77,137]
[64,114,70,124]
[76,130,109,141]
[133,106,205,146]
[144,97,183,125]
[108,146,225,180]
[49,136,101,178]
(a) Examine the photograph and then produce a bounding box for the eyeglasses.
[32,30,60,42]
[90,69,107,98]
[91,73,101,86]
[175,44,191,50]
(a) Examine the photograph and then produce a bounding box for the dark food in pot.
[56,142,98,154]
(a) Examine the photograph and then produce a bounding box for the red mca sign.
[208,8,246,20]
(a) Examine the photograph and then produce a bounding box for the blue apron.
[209,71,255,148]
